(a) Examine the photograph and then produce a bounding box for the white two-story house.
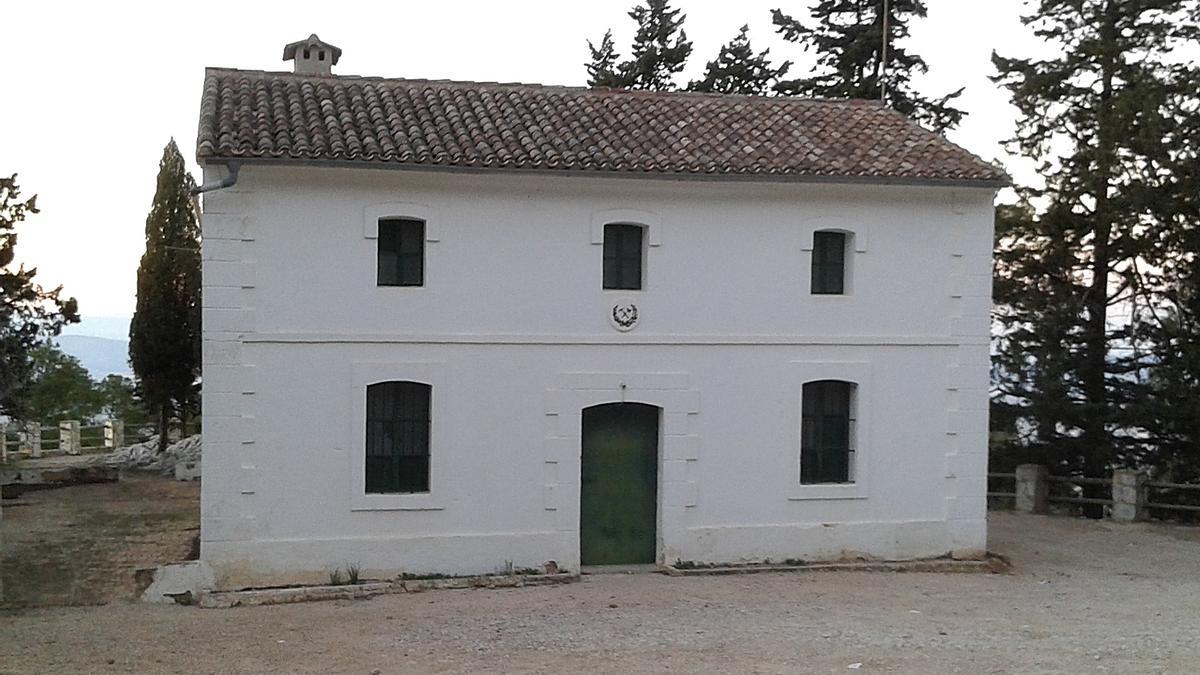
[196,35,1005,589]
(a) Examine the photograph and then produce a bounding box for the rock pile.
[86,435,201,476]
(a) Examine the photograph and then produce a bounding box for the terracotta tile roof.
[196,68,1008,186]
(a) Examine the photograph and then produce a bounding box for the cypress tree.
[585,0,693,91]
[0,174,80,419]
[771,0,964,131]
[990,1,1200,493]
[688,25,791,96]
[129,140,201,452]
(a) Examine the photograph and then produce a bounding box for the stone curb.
[662,558,1006,577]
[199,572,579,609]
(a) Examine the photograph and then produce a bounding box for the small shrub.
[401,572,451,580]
[346,563,361,585]
[328,568,346,586]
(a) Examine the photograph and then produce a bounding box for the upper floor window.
[365,381,431,493]
[603,223,644,290]
[378,218,424,286]
[811,230,847,295]
[801,380,856,484]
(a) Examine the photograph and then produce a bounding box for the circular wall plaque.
[609,301,640,332]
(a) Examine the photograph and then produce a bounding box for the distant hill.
[56,335,131,378]
[60,315,131,342]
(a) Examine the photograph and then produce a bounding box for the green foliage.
[16,345,150,428]
[129,140,201,452]
[990,0,1200,477]
[586,30,624,88]
[96,374,152,428]
[1141,60,1200,481]
[0,174,80,420]
[772,0,964,131]
[23,345,103,425]
[586,0,693,91]
[688,25,791,96]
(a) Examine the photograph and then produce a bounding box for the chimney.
[282,34,341,76]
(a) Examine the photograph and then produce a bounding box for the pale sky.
[3,0,1045,321]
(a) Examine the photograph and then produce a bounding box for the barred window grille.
[365,381,431,493]
[378,218,425,286]
[801,380,856,484]
[603,223,644,290]
[811,230,847,295]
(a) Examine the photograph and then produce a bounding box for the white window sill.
[787,484,868,501]
[351,493,446,511]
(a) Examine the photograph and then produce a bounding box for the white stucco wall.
[200,165,995,589]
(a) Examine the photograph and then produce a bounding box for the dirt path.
[2,492,1199,673]
[0,475,198,608]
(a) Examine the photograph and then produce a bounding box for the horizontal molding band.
[239,332,977,347]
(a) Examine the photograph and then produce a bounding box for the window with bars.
[801,380,856,484]
[377,218,425,286]
[811,230,847,295]
[365,381,431,493]
[603,223,644,290]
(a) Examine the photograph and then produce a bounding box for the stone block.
[1015,464,1048,514]
[1111,469,1147,523]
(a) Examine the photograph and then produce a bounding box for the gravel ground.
[2,511,1199,674]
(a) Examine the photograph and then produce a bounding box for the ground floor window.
[801,380,856,484]
[365,381,431,493]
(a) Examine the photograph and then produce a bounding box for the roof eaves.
[195,155,1010,189]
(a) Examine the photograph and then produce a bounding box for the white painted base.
[204,531,573,590]
[204,520,969,590]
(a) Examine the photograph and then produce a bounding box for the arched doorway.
[580,402,661,565]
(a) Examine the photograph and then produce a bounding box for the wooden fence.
[0,420,136,463]
[988,464,1200,522]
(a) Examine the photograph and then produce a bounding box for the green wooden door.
[580,403,660,565]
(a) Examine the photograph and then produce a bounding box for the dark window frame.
[377,218,425,287]
[811,230,848,295]
[800,380,856,485]
[365,381,432,494]
[603,223,645,290]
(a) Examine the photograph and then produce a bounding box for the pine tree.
[129,140,201,453]
[585,0,693,91]
[1141,62,1200,482]
[586,30,626,88]
[771,0,964,131]
[0,174,79,420]
[688,25,791,96]
[990,1,1200,490]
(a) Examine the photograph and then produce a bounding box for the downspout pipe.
[192,161,241,195]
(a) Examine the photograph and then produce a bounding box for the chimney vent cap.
[283,34,342,75]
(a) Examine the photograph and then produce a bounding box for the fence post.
[23,422,42,458]
[1015,464,1049,514]
[1111,469,1148,523]
[104,420,125,450]
[59,420,81,455]
[0,422,7,463]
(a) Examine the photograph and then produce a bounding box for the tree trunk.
[1081,0,1119,517]
[157,404,169,454]
[179,405,190,439]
